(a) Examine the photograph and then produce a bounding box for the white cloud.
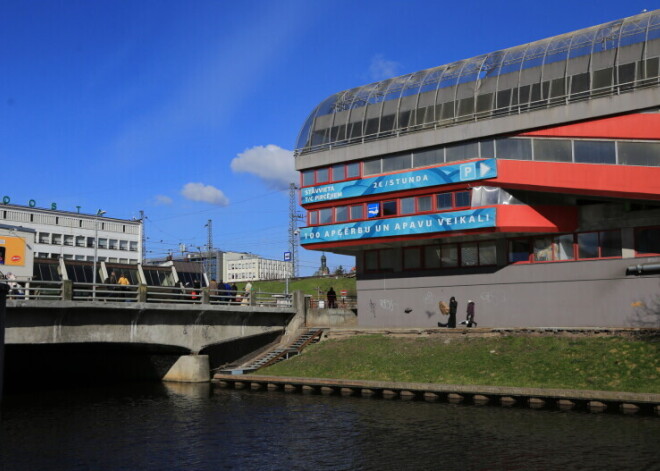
[154,194,173,205]
[369,54,401,81]
[230,144,297,190]
[181,183,229,206]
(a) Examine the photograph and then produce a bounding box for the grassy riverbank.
[260,335,660,393]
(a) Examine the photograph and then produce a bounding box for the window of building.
[319,208,332,225]
[98,238,108,249]
[496,138,532,160]
[350,205,364,220]
[87,237,95,248]
[346,162,360,179]
[509,239,531,262]
[635,227,660,255]
[52,234,62,245]
[479,241,497,265]
[417,196,432,212]
[401,197,416,215]
[440,244,458,267]
[129,241,138,252]
[75,236,85,247]
[574,140,616,164]
[403,247,422,270]
[382,201,397,217]
[363,158,382,176]
[382,153,411,172]
[38,232,50,244]
[335,206,348,222]
[437,193,452,210]
[455,191,471,208]
[446,141,479,162]
[302,170,314,186]
[578,231,624,259]
[331,164,345,182]
[413,147,444,168]
[460,243,479,266]
[109,239,119,250]
[533,139,572,162]
[309,211,318,225]
[424,246,441,268]
[316,168,329,183]
[618,141,660,167]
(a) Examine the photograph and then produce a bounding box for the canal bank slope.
[213,327,660,415]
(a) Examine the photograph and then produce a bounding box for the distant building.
[0,203,142,264]
[315,253,330,276]
[223,251,293,282]
[146,250,292,283]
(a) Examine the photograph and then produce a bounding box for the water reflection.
[1,384,658,470]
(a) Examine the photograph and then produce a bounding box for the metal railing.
[3,280,295,308]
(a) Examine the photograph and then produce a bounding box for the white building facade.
[0,203,143,264]
[223,251,293,282]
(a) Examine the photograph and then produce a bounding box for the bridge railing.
[72,282,139,302]
[5,280,296,308]
[5,280,63,301]
[147,285,201,304]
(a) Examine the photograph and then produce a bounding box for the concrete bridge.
[2,284,306,383]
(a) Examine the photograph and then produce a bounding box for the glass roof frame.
[296,9,660,155]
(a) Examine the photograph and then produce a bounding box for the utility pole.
[204,219,213,279]
[289,183,303,278]
[139,210,146,263]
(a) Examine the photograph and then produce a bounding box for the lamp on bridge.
[92,210,107,299]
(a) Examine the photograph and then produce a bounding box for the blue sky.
[0,0,651,275]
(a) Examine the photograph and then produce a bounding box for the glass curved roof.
[296,9,660,155]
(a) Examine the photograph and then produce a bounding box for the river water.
[1,382,658,471]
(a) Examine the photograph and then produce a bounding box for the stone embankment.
[213,374,660,416]
[213,326,660,416]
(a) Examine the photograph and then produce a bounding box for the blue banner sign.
[300,208,496,245]
[301,159,497,204]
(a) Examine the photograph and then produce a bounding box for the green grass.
[260,335,660,393]
[237,277,356,298]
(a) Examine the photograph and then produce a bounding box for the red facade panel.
[519,113,660,140]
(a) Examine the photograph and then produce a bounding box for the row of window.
[301,137,660,187]
[363,227,660,272]
[308,190,471,226]
[35,253,139,264]
[37,232,139,252]
[300,56,660,153]
[0,210,140,234]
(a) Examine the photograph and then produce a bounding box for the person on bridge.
[327,287,337,308]
[118,273,130,301]
[104,271,118,298]
[230,283,238,303]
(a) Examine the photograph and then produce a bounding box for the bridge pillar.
[162,355,210,383]
[62,280,73,301]
[201,288,210,304]
[138,284,148,303]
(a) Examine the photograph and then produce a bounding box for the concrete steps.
[219,328,324,375]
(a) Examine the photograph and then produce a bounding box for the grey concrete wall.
[357,256,660,328]
[306,308,357,327]
[5,302,295,353]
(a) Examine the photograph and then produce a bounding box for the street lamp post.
[92,210,107,299]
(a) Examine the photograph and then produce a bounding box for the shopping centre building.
[295,10,660,327]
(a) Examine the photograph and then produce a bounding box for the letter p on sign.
[460,163,476,181]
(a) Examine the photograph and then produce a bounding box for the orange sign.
[0,236,26,267]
